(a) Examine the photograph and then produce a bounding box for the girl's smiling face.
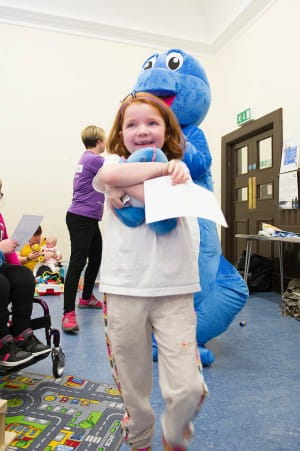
[121,103,166,154]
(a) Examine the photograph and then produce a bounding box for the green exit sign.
[237,108,252,126]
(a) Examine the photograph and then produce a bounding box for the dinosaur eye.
[166,52,183,71]
[142,55,157,70]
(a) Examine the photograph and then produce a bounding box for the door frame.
[221,108,283,264]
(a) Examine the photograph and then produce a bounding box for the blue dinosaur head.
[133,49,211,126]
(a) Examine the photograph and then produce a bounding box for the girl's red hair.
[107,92,185,160]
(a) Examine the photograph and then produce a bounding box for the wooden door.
[221,109,284,286]
[222,108,300,289]
[232,128,282,262]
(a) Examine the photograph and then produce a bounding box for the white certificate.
[144,176,227,227]
[279,171,299,209]
[11,214,43,249]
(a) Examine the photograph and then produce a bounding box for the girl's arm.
[125,184,144,201]
[109,184,144,209]
[18,250,40,265]
[94,160,188,189]
[94,161,164,188]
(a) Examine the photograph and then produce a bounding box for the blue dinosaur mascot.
[132,49,249,365]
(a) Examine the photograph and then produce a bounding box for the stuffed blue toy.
[114,147,177,234]
[133,49,249,366]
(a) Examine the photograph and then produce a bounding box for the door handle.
[248,177,257,209]
[252,176,256,209]
[248,177,253,209]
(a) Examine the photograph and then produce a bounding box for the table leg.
[243,239,253,283]
[278,241,284,295]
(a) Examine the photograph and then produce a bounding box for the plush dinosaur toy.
[132,49,249,365]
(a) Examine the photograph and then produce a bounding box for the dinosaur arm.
[182,125,212,180]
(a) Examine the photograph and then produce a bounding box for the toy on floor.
[114,147,177,234]
[0,398,16,448]
[132,49,249,366]
[35,270,64,296]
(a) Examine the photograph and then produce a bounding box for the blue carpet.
[26,292,299,450]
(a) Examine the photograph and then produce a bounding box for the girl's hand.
[27,251,40,261]
[163,160,190,184]
[0,238,18,254]
[109,187,127,209]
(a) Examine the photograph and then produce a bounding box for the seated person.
[18,225,46,272]
[33,236,62,276]
[0,179,49,367]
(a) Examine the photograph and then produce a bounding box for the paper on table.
[280,141,299,173]
[279,171,298,209]
[144,176,227,227]
[11,214,43,250]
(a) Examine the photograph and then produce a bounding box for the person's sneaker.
[0,334,33,367]
[78,294,103,309]
[162,421,193,451]
[131,448,152,451]
[15,328,50,357]
[162,436,186,451]
[62,311,79,332]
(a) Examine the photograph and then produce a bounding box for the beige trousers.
[105,293,208,449]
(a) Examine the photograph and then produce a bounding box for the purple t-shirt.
[68,150,105,220]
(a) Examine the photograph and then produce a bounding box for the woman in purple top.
[62,125,106,333]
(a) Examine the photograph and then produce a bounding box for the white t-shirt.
[94,155,201,297]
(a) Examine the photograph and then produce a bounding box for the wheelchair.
[0,297,65,378]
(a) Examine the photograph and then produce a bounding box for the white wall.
[1,0,299,259]
[203,0,300,202]
[1,25,199,258]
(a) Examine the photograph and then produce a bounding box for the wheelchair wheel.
[51,346,65,378]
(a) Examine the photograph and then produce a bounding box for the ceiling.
[0,0,275,55]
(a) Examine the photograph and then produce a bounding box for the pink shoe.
[162,436,186,451]
[78,294,103,309]
[162,421,193,450]
[62,311,79,333]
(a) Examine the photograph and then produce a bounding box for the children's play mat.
[0,370,124,450]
